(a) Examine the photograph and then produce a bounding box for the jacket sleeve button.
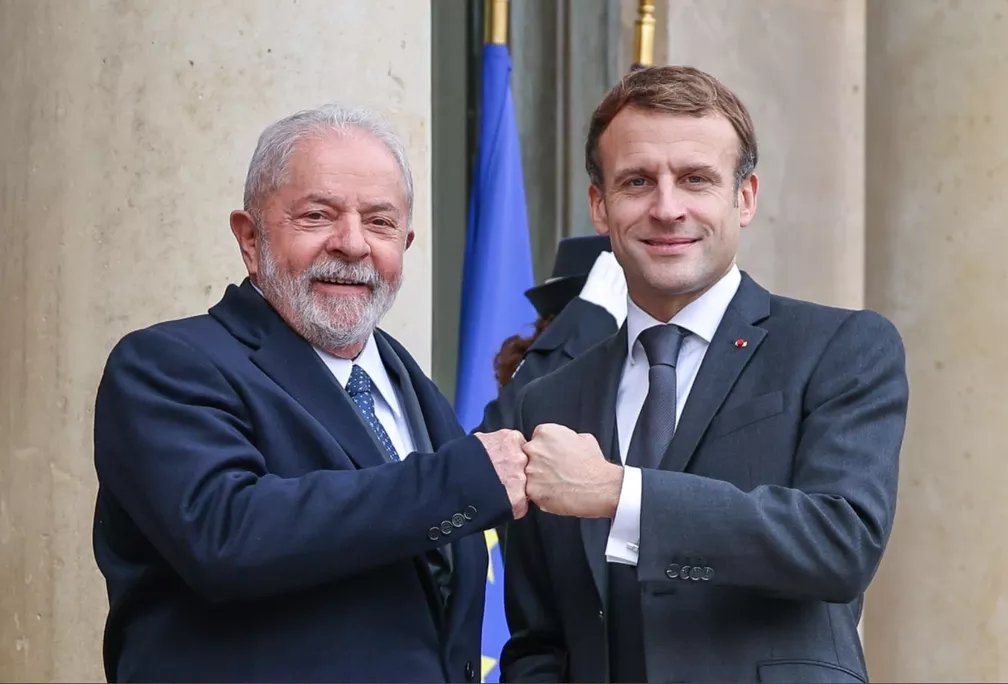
[427,527,440,541]
[665,564,680,579]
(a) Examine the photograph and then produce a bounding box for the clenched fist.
[522,423,623,519]
[474,429,529,520]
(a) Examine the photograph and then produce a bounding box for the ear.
[588,184,611,236]
[230,210,260,279]
[738,173,758,228]
[404,228,415,251]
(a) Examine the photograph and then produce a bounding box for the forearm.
[636,471,890,602]
[102,431,510,601]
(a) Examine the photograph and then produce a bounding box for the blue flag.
[456,43,536,432]
[455,43,536,683]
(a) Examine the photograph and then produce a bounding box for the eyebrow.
[612,163,725,185]
[681,164,724,184]
[300,194,401,215]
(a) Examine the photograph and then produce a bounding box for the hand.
[522,423,623,519]
[578,250,628,325]
[474,430,529,519]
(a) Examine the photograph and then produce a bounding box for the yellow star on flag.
[481,655,498,682]
[484,529,499,583]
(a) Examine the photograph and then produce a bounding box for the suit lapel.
[251,326,389,470]
[576,326,627,608]
[375,334,435,454]
[210,280,387,471]
[659,273,770,473]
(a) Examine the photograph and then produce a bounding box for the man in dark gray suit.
[500,65,908,683]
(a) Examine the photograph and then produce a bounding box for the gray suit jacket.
[500,273,908,684]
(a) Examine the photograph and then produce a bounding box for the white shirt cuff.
[605,465,642,566]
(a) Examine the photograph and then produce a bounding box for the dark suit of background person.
[477,235,622,435]
[499,66,909,684]
[92,105,523,683]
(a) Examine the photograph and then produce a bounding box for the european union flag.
[455,42,536,433]
[455,42,535,682]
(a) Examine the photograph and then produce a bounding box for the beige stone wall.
[864,1,1008,681]
[0,1,431,680]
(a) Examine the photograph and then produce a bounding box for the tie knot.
[637,324,686,368]
[346,364,373,397]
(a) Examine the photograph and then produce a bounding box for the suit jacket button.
[463,505,478,520]
[451,513,466,527]
[703,566,714,581]
[679,565,691,580]
[427,527,440,541]
[690,566,702,581]
[665,564,680,579]
[440,520,454,535]
[464,660,476,681]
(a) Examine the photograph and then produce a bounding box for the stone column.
[624,0,867,308]
[863,1,1008,681]
[0,1,432,679]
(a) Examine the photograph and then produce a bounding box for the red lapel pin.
[734,338,748,348]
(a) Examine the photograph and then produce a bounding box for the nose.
[324,213,371,261]
[650,179,687,225]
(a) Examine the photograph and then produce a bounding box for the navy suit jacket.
[500,273,909,684]
[93,280,512,683]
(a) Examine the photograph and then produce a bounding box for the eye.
[685,175,707,184]
[626,177,649,188]
[303,211,327,221]
[370,216,397,228]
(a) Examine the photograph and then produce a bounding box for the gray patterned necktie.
[625,324,687,470]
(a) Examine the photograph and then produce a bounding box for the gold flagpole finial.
[485,0,509,45]
[633,0,656,67]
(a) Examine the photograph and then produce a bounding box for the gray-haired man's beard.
[257,241,401,353]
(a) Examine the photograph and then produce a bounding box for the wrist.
[605,463,624,518]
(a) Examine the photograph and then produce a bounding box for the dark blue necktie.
[347,364,453,601]
[346,364,400,462]
[625,324,687,470]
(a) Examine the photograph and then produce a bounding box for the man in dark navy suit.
[92,104,528,683]
[501,66,909,683]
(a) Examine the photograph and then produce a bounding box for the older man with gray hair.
[92,103,528,683]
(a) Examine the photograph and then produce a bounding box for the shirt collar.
[626,264,742,363]
[313,335,402,419]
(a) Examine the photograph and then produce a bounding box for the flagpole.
[633,0,655,67]
[485,0,508,45]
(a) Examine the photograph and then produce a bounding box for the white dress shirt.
[605,265,742,565]
[314,336,417,460]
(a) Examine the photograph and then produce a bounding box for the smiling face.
[230,128,414,357]
[588,106,758,321]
